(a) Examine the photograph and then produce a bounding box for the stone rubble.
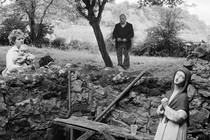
[0,57,209,139]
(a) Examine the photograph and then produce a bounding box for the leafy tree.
[144,8,187,57]
[138,0,185,8]
[66,0,113,67]
[52,0,82,23]
[2,0,55,45]
[0,16,27,45]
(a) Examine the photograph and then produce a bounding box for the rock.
[132,94,150,109]
[0,116,8,128]
[190,97,203,109]
[190,108,209,129]
[183,60,194,70]
[129,91,138,98]
[112,72,128,84]
[64,63,73,68]
[147,118,159,134]
[49,65,62,72]
[191,74,208,84]
[0,102,7,113]
[150,96,161,108]
[31,73,43,85]
[121,112,136,125]
[107,118,129,129]
[39,55,54,67]
[111,110,122,120]
[187,84,197,101]
[150,107,158,118]
[15,98,38,106]
[58,68,68,77]
[0,80,7,89]
[89,72,102,81]
[199,89,210,98]
[72,80,83,93]
[135,116,148,131]
[93,85,107,99]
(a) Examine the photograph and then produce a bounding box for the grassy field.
[0,46,185,79]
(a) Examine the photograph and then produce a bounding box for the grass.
[0,46,185,79]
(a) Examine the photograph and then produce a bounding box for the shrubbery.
[51,37,66,49]
[50,38,97,52]
[0,17,27,46]
[105,33,115,52]
[34,23,54,47]
[68,40,97,53]
[133,8,188,57]
[0,16,53,47]
[132,40,187,57]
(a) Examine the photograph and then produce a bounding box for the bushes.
[51,37,66,49]
[50,38,96,52]
[0,17,27,46]
[105,32,115,52]
[136,7,188,57]
[132,40,187,57]
[34,23,54,46]
[68,40,92,51]
[0,16,53,46]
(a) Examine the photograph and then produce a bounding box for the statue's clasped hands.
[161,98,168,109]
[117,38,127,42]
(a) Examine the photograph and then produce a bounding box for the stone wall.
[0,61,209,139]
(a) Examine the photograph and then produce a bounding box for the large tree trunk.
[29,0,36,45]
[91,22,113,67]
[29,16,36,44]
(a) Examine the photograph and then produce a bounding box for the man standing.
[113,14,134,69]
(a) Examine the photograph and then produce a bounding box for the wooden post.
[68,70,72,140]
[94,69,147,122]
[68,70,72,118]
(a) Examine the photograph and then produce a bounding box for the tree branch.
[78,8,89,20]
[0,0,6,5]
[67,0,89,20]
[97,0,107,22]
[39,0,54,24]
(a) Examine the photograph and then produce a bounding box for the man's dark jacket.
[113,22,134,49]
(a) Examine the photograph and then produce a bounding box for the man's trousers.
[116,43,130,69]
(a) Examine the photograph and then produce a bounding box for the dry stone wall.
[0,61,209,139]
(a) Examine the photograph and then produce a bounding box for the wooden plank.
[54,121,91,132]
[95,69,147,122]
[70,128,74,140]
[54,117,105,132]
[103,132,116,140]
[54,117,154,140]
[76,130,95,140]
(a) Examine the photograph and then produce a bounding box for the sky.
[115,0,210,25]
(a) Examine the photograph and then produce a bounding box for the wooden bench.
[54,116,154,140]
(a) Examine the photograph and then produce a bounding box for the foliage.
[50,38,96,52]
[142,8,187,57]
[0,16,27,45]
[52,0,81,23]
[111,1,130,17]
[51,37,66,49]
[69,0,113,67]
[34,23,54,46]
[10,0,55,45]
[68,40,95,52]
[138,0,185,8]
[105,32,115,52]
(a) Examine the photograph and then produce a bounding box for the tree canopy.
[138,0,185,8]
